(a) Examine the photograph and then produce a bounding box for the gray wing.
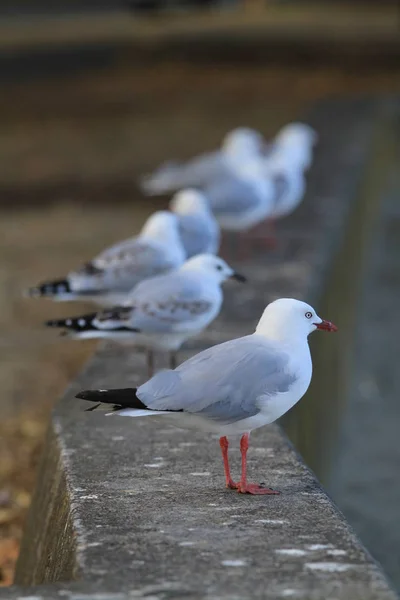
[177,214,220,258]
[141,152,231,194]
[93,237,167,271]
[92,305,135,330]
[126,272,218,332]
[172,152,232,188]
[68,238,175,293]
[205,176,261,216]
[138,336,297,424]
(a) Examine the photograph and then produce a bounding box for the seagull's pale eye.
[305,311,313,319]
[216,265,223,271]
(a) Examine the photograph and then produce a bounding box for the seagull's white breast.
[215,342,312,436]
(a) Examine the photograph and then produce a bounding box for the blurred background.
[0,0,399,590]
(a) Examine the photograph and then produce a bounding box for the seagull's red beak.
[314,319,338,332]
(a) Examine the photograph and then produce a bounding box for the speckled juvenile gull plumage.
[27,211,186,307]
[46,254,246,375]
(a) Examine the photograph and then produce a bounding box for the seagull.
[46,254,246,375]
[169,189,220,258]
[233,131,311,247]
[140,127,265,195]
[268,122,317,172]
[204,169,275,234]
[27,211,186,307]
[76,298,337,494]
[200,162,277,257]
[269,163,306,220]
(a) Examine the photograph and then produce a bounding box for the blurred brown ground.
[1,27,400,585]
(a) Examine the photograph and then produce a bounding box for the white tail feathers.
[106,408,171,417]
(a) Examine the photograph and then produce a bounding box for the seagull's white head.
[140,211,184,249]
[222,127,265,159]
[169,189,210,216]
[256,298,337,342]
[181,254,246,284]
[274,122,318,149]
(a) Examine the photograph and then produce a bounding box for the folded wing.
[138,336,297,424]
[69,239,176,293]
[127,272,217,333]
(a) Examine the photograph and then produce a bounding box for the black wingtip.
[76,390,96,400]
[26,278,71,298]
[45,313,99,332]
[75,387,146,409]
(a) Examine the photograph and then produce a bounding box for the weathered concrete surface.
[12,425,78,585]
[11,418,399,600]
[8,99,398,599]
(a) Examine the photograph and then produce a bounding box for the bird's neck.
[142,224,179,245]
[181,266,220,285]
[255,324,310,350]
[181,206,210,218]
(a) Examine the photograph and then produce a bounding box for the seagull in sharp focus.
[169,189,220,258]
[27,211,186,307]
[140,127,265,195]
[76,298,337,494]
[47,254,246,375]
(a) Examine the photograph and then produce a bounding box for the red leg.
[236,433,280,495]
[219,436,238,489]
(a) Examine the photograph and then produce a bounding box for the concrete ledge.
[8,98,398,599]
[13,425,77,585]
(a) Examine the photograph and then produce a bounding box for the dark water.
[284,105,400,591]
[327,116,400,590]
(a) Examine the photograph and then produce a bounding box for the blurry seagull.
[46,254,246,375]
[268,122,317,172]
[77,298,337,494]
[140,127,265,195]
[230,130,311,247]
[250,158,307,246]
[201,163,278,256]
[27,211,185,307]
[205,166,275,234]
[269,161,306,220]
[169,189,220,258]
